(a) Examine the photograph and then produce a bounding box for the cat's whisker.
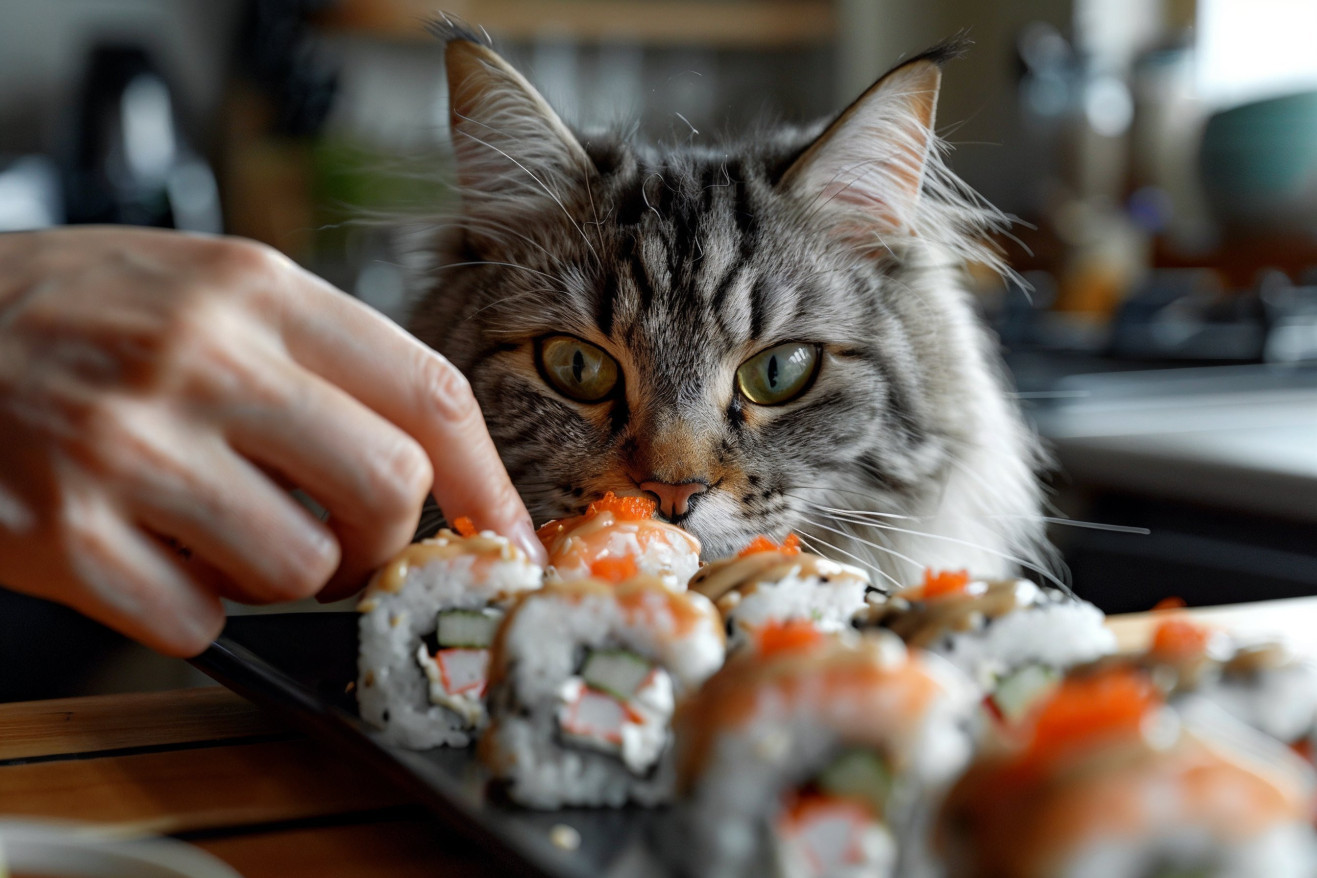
[451,123,602,266]
[991,514,1151,535]
[794,530,903,592]
[784,494,923,521]
[431,259,563,284]
[467,286,574,319]
[809,507,1073,594]
[641,172,664,219]
[804,515,926,577]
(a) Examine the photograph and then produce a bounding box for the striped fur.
[405,29,1049,587]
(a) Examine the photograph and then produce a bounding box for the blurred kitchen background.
[2,0,1315,699]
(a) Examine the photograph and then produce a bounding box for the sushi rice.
[357,527,542,749]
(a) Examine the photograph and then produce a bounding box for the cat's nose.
[638,479,708,523]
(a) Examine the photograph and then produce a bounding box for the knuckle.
[365,435,433,519]
[64,399,140,479]
[488,474,525,522]
[417,352,478,425]
[198,237,285,286]
[278,545,337,599]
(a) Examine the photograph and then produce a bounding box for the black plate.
[192,613,671,878]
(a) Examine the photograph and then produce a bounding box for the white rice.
[903,581,1116,691]
[545,521,701,591]
[675,636,978,878]
[1199,654,1317,746]
[724,569,870,650]
[483,580,725,808]
[356,533,542,749]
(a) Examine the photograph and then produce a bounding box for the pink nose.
[639,480,708,522]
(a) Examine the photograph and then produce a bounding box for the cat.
[404,22,1051,592]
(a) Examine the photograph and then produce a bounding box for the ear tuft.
[781,38,1010,274]
[425,14,493,49]
[782,57,944,235]
[439,32,592,219]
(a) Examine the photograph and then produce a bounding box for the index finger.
[262,263,547,568]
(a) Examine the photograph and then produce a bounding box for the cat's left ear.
[781,44,960,235]
[439,26,594,218]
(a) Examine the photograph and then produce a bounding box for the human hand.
[0,227,546,656]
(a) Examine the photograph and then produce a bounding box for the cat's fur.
[405,24,1049,589]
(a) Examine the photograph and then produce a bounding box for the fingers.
[61,501,226,657]
[268,273,545,567]
[223,359,433,600]
[128,432,341,605]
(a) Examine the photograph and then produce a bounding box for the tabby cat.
[406,24,1048,591]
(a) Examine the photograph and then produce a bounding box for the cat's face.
[410,31,1031,568]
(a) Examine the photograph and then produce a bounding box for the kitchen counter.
[1030,364,1317,522]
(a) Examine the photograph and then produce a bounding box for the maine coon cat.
[405,24,1049,591]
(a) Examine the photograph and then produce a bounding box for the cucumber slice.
[436,608,502,649]
[581,649,653,699]
[816,748,892,816]
[991,664,1060,723]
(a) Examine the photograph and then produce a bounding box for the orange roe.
[1152,596,1187,611]
[586,491,657,521]
[451,516,478,538]
[1150,617,1213,659]
[921,568,971,599]
[1023,667,1160,766]
[756,619,826,657]
[590,555,638,584]
[737,533,802,558]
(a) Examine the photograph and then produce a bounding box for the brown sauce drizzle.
[689,552,867,604]
[368,530,519,595]
[857,579,1031,649]
[1069,638,1295,696]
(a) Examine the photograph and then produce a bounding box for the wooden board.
[0,687,282,761]
[0,738,412,835]
[196,818,504,878]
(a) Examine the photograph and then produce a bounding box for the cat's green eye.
[537,335,620,403]
[736,342,820,406]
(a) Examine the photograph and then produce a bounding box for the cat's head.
[408,25,1042,574]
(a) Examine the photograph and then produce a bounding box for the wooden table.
[0,687,501,877]
[1,597,1312,876]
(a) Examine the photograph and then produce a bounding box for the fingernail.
[509,519,547,567]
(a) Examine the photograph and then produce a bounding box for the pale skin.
[0,226,547,657]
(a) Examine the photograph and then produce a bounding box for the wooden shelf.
[314,0,837,49]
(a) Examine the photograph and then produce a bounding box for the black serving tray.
[192,613,671,878]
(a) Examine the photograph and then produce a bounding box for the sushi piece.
[1097,615,1317,758]
[536,491,702,589]
[357,519,543,748]
[671,627,978,878]
[689,534,871,650]
[856,570,1115,722]
[938,665,1317,878]
[481,576,725,808]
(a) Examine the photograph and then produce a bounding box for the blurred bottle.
[62,44,221,233]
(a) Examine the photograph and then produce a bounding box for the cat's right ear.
[442,35,593,218]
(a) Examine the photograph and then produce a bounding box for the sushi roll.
[536,491,702,589]
[481,576,725,808]
[856,570,1115,722]
[671,626,978,878]
[357,519,542,748]
[938,665,1317,878]
[1104,615,1317,757]
[689,534,871,650]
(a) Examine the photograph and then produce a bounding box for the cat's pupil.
[767,355,779,389]
[572,350,585,383]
